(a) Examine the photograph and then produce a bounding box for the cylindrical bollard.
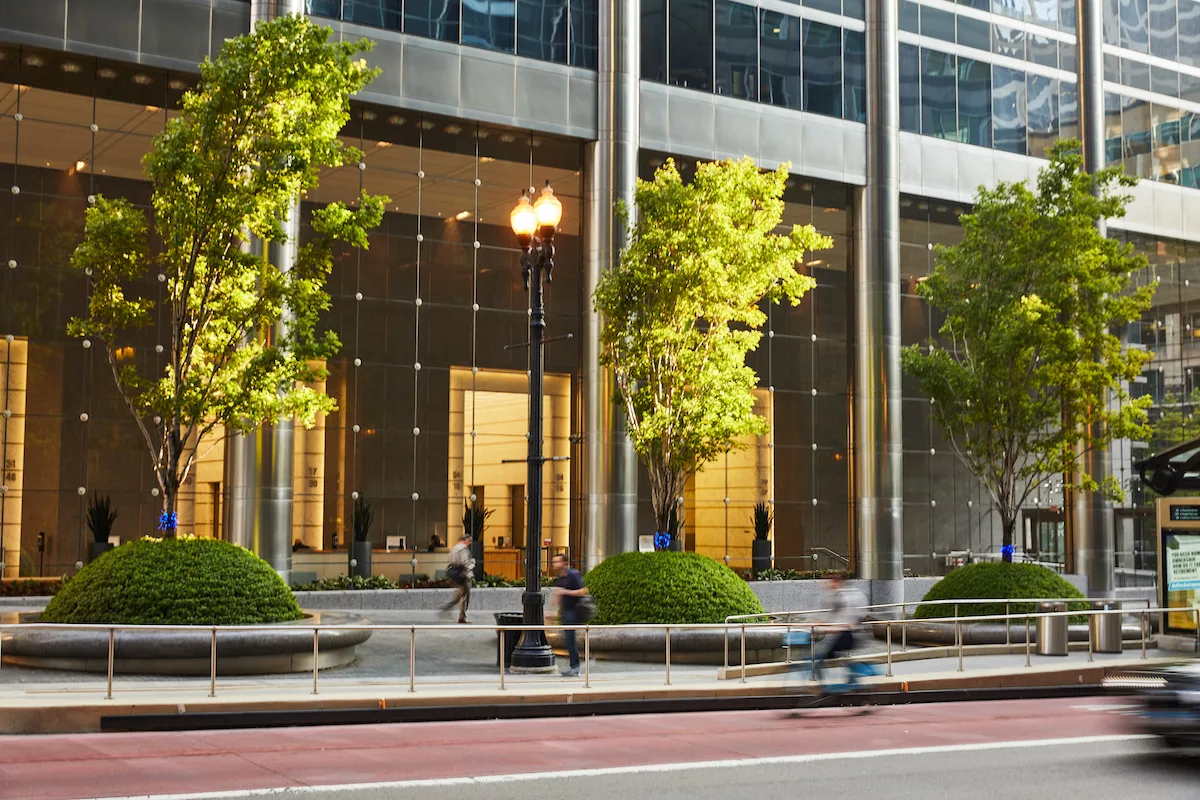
[1025,616,1031,667]
[584,626,591,688]
[740,625,747,683]
[1035,602,1068,656]
[209,627,217,698]
[665,626,671,686]
[311,628,320,695]
[1089,600,1123,654]
[886,622,893,677]
[106,628,116,700]
[409,627,416,693]
[956,621,963,672]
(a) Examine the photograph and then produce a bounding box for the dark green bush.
[752,568,849,582]
[41,536,303,625]
[0,578,65,597]
[914,562,1087,620]
[585,551,765,625]
[291,574,399,591]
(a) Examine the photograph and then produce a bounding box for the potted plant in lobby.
[86,493,119,563]
[463,501,493,581]
[351,497,374,579]
[751,501,772,574]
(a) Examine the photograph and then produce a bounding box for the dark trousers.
[561,607,580,668]
[816,629,855,678]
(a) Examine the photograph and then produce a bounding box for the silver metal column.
[854,0,904,608]
[584,0,639,570]
[224,0,303,581]
[1073,0,1115,598]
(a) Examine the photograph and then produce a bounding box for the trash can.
[494,612,523,668]
[1089,600,1123,654]
[1036,601,1068,656]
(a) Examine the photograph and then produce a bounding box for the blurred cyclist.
[815,574,869,682]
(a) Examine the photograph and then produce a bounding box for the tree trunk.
[1001,512,1016,563]
[160,427,183,538]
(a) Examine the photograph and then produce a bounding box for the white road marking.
[79,734,1155,800]
[1069,704,1141,712]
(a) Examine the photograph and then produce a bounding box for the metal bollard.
[956,621,963,672]
[1141,611,1147,660]
[1005,602,1011,646]
[665,626,671,686]
[499,626,507,690]
[1087,618,1094,663]
[724,626,729,672]
[886,622,893,678]
[740,624,747,683]
[312,629,320,695]
[584,626,591,689]
[811,626,818,681]
[209,627,217,698]
[901,604,907,652]
[1025,616,1031,667]
[409,627,416,693]
[106,628,116,700]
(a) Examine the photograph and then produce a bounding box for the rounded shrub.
[41,536,304,625]
[585,551,764,625]
[914,562,1087,620]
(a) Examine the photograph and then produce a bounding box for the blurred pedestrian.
[443,534,474,623]
[551,553,588,677]
[816,574,868,679]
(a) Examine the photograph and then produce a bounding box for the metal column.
[1073,0,1115,598]
[854,0,904,608]
[584,0,639,570]
[225,0,304,582]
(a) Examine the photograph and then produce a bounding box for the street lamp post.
[507,181,562,672]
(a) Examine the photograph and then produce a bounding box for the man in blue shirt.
[551,553,587,677]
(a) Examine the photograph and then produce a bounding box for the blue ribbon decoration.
[158,511,178,532]
[1000,544,1015,560]
[654,530,671,550]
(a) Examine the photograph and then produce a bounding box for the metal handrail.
[725,595,1154,624]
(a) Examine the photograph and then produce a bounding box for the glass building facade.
[0,0,1196,593]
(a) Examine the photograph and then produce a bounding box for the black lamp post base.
[509,631,556,673]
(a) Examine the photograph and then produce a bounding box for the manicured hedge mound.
[41,536,303,625]
[585,551,764,625]
[914,562,1087,620]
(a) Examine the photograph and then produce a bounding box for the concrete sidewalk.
[0,646,1181,735]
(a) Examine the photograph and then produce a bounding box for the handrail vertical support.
[886,622,893,677]
[208,627,217,698]
[739,624,747,683]
[665,626,671,686]
[810,626,817,681]
[311,628,320,695]
[956,621,963,672]
[499,626,507,690]
[1141,610,1147,659]
[409,626,416,693]
[901,604,907,652]
[1025,616,1031,667]
[106,628,115,700]
[584,626,591,689]
[1005,602,1011,646]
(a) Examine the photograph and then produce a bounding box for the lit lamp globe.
[532,182,562,239]
[510,192,537,246]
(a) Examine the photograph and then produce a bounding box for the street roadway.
[0,697,1194,800]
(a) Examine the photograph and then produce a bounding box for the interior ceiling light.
[420,120,435,130]
[476,129,489,139]
[168,79,187,91]
[132,73,152,85]
[479,156,495,164]
[60,62,81,74]
[445,125,461,135]
[454,211,471,221]
[74,160,86,172]
[361,110,377,121]
[499,133,515,143]
[23,55,43,67]
[145,105,160,113]
[387,114,405,125]
[97,67,117,79]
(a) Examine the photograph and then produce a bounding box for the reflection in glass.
[1182,0,1200,67]
[715,0,758,100]
[1030,0,1058,27]
[1060,83,1079,143]
[1104,0,1122,44]
[1060,0,1076,31]
[1153,103,1184,183]
[920,49,956,140]
[516,0,568,63]
[1123,95,1153,178]
[1152,66,1180,98]
[1121,0,1150,52]
[844,29,866,124]
[670,0,714,91]
[1150,0,1179,59]
[1028,34,1057,68]
[463,0,516,53]
[920,6,955,42]
[958,15,990,50]
[993,25,1026,59]
[307,0,342,19]
[404,0,461,43]
[1121,58,1150,91]
[569,0,599,68]
[900,43,921,133]
[1184,71,1200,104]
[344,0,402,30]
[993,65,1027,154]
[803,20,842,118]
[759,10,801,109]
[1105,92,1125,163]
[959,58,992,147]
[900,0,919,33]
[993,0,1030,20]
[642,0,668,83]
[1026,74,1058,158]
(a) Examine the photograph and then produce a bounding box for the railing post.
[886,622,893,678]
[499,625,507,690]
[106,628,115,700]
[740,624,747,683]
[723,625,729,671]
[956,621,963,672]
[1005,602,1011,646]
[954,604,959,650]
[1025,616,1031,668]
[665,626,671,686]
[209,627,217,698]
[1194,609,1199,654]
[584,626,591,689]
[901,604,907,652]
[811,625,817,681]
[1141,610,1147,660]
[1087,616,1094,663]
[409,626,416,693]
[311,628,320,695]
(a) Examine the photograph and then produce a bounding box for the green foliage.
[752,568,848,582]
[0,578,66,597]
[900,142,1154,553]
[913,562,1087,619]
[40,537,303,624]
[67,15,387,531]
[1150,389,1200,455]
[584,551,764,625]
[752,501,772,540]
[595,158,830,533]
[292,574,397,591]
[85,493,119,544]
[352,497,374,543]
[462,502,493,538]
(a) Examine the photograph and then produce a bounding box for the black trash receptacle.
[495,612,524,668]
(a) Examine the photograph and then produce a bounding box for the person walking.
[443,534,475,623]
[815,574,868,681]
[550,553,588,677]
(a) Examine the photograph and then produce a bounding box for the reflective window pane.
[802,20,842,118]
[900,42,921,133]
[1031,0,1058,27]
[900,0,919,33]
[921,5,955,42]
[1121,0,1150,52]
[921,48,957,140]
[307,0,342,19]
[993,0,1030,20]
[993,65,1028,154]
[404,0,461,43]
[1152,66,1180,98]
[1028,34,1057,68]
[1104,0,1121,44]
[1183,71,1200,104]
[462,1,515,53]
[1154,103,1184,183]
[1061,0,1076,32]
[1060,83,1079,142]
[844,29,866,123]
[642,0,668,83]
[1181,0,1200,67]
[1027,74,1058,158]
[517,0,568,63]
[843,0,865,19]
[1105,91,1125,163]
[760,10,801,109]
[959,57,992,147]
[806,0,842,14]
[1150,0,1179,59]
[569,0,599,68]
[1122,57,1150,90]
[1059,40,1076,72]
[1123,95,1153,178]
[716,0,758,100]
[344,0,402,30]
[993,25,1026,59]
[670,0,714,91]
[957,16,991,50]
[1105,53,1120,82]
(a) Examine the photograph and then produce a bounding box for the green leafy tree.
[901,141,1154,561]
[594,157,831,537]
[68,16,387,533]
[1149,390,1200,455]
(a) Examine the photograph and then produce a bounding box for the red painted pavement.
[0,697,1133,800]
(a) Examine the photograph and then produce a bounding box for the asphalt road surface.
[1,697,1195,800]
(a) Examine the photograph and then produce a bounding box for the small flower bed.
[0,578,66,597]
